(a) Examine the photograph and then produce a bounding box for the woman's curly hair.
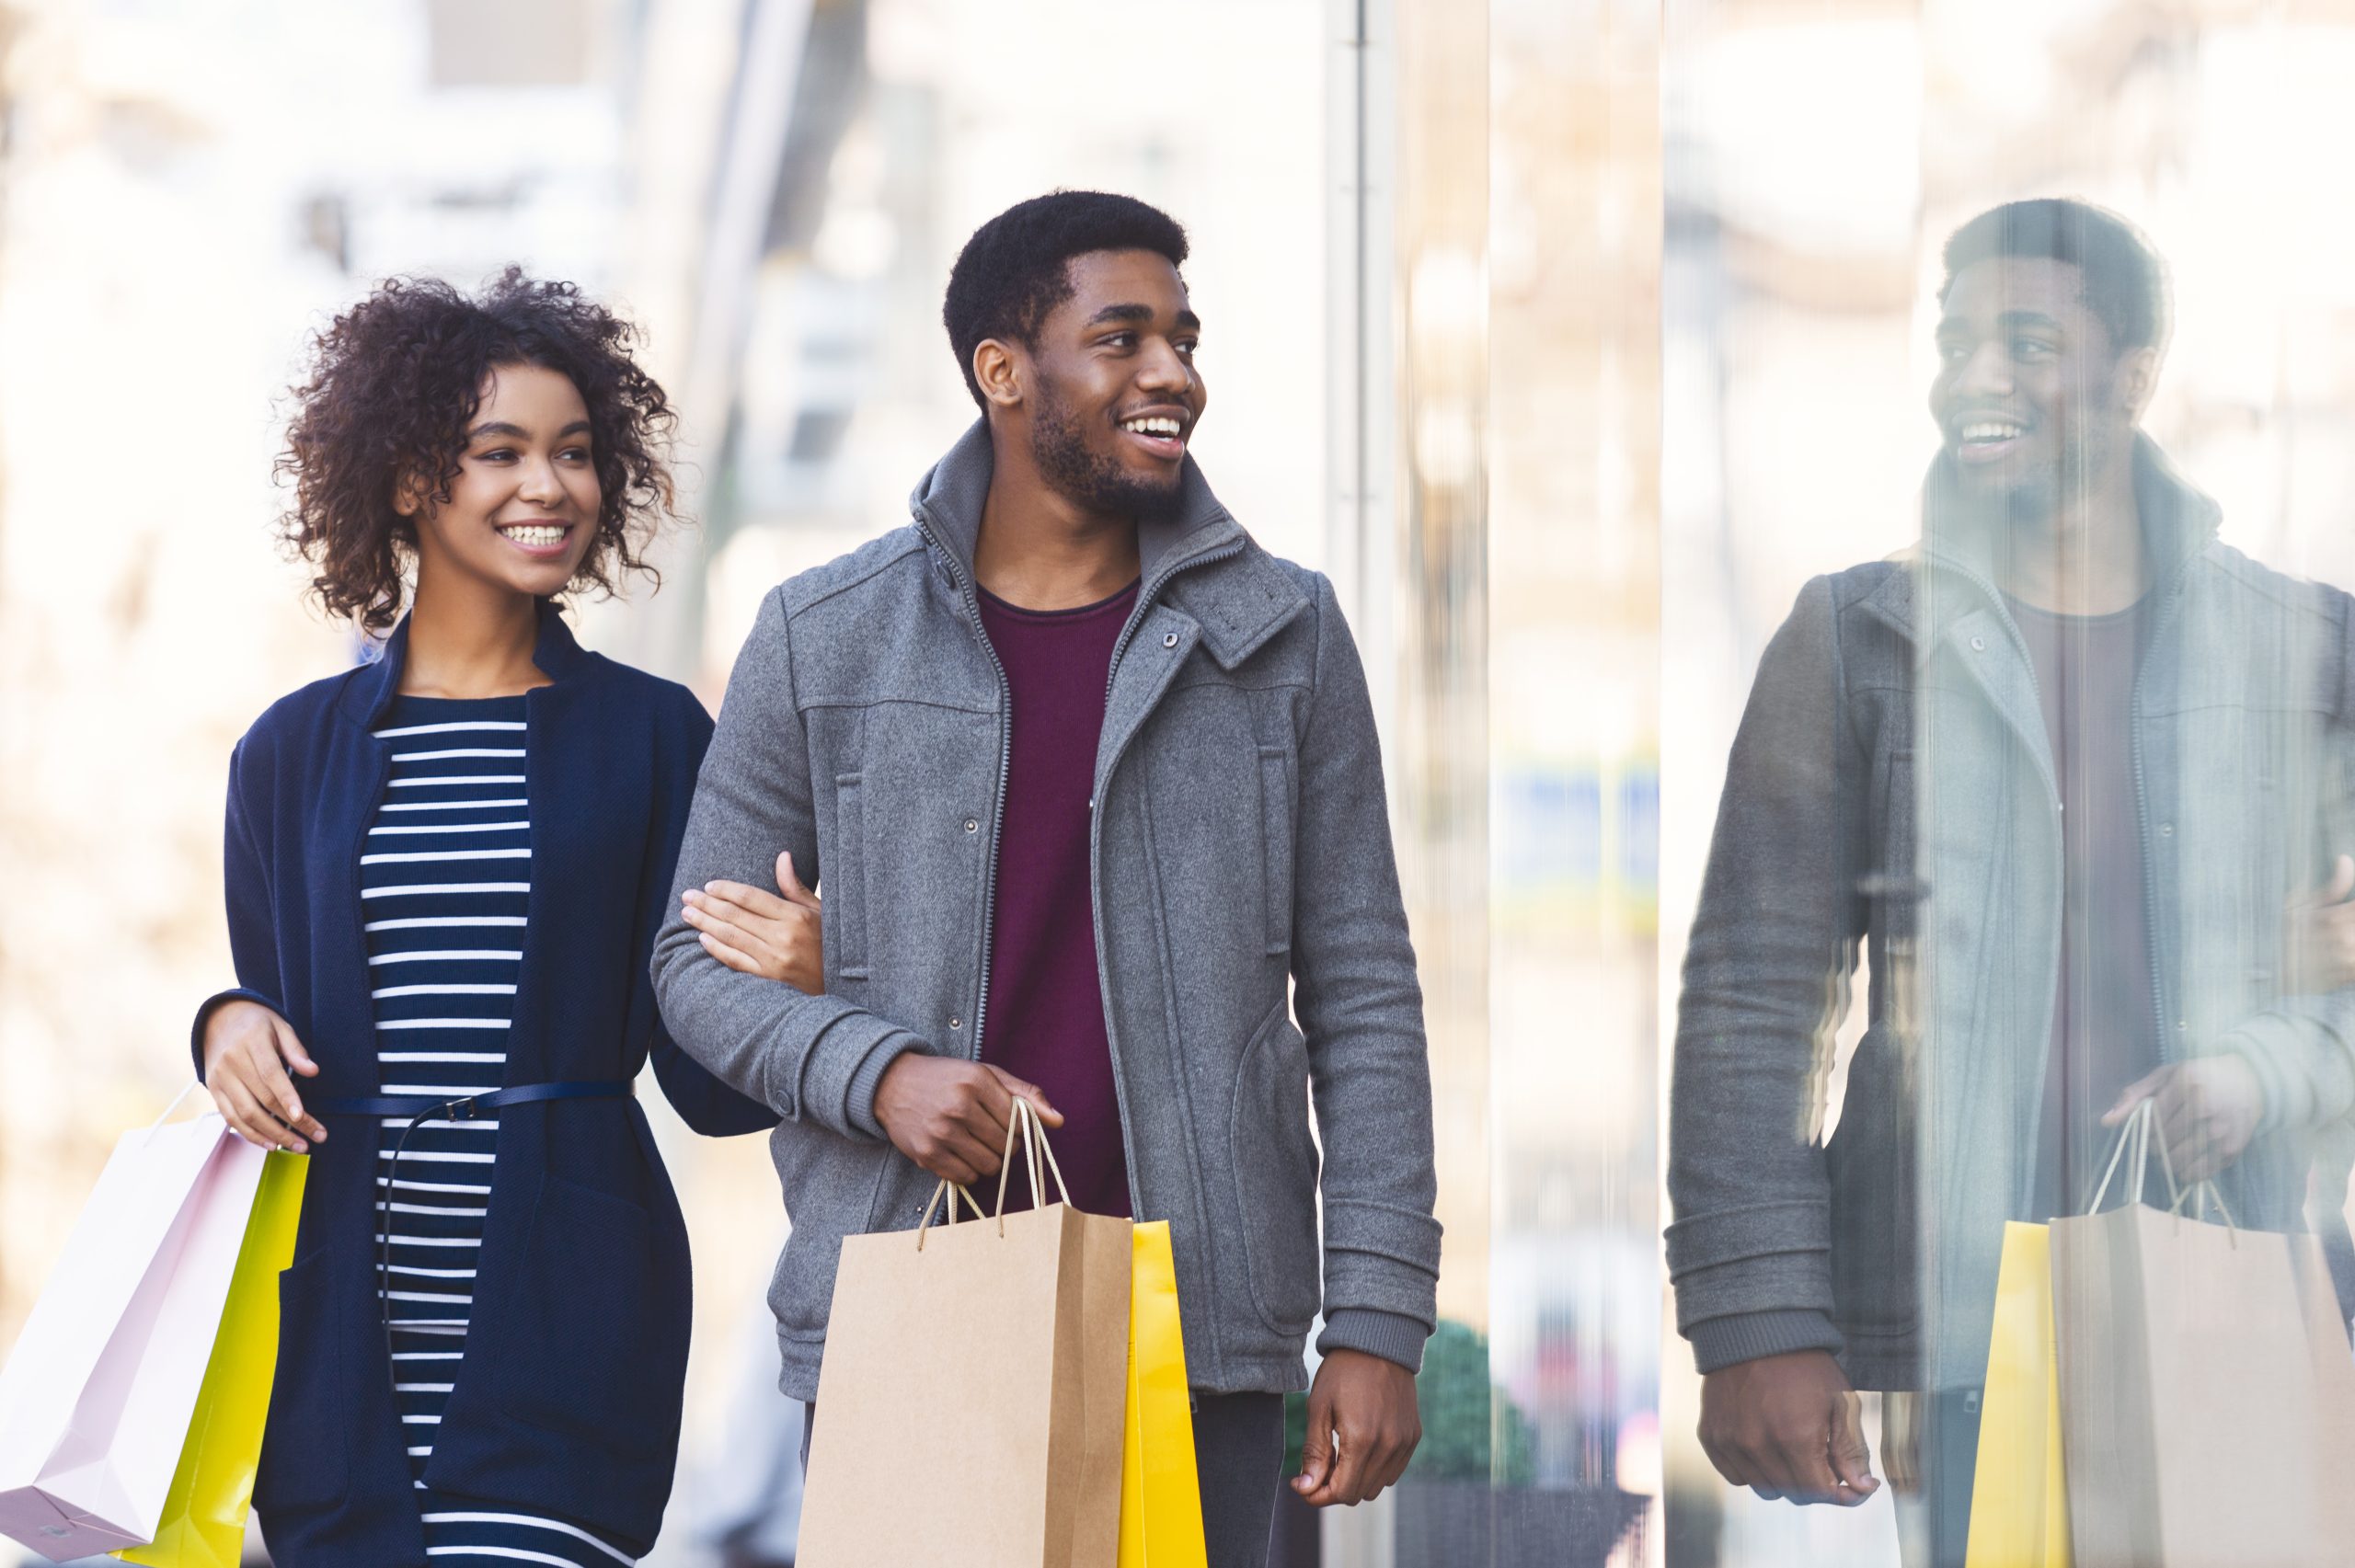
[278,268,678,633]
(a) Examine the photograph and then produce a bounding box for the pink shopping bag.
[0,1111,268,1562]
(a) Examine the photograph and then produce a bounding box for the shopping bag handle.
[140,1079,207,1145]
[993,1097,1070,1223]
[914,1178,986,1250]
[912,1099,1074,1251]
[2085,1097,2241,1239]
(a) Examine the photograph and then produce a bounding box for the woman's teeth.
[500,524,569,546]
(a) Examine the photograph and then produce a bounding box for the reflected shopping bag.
[2051,1101,2355,1568]
[1964,1221,2070,1568]
[798,1103,1132,1568]
[1118,1220,1206,1568]
[116,1150,308,1568]
[0,1106,267,1562]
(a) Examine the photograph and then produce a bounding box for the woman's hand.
[682,851,824,994]
[201,1000,327,1151]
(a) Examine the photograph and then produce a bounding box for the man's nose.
[1955,340,2014,399]
[1135,339,1192,394]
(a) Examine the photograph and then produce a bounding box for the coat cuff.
[190,988,281,1080]
[1685,1309,1844,1375]
[1316,1309,1431,1375]
[2224,1013,2354,1135]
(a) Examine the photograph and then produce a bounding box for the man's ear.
[972,338,1025,412]
[2116,346,2161,422]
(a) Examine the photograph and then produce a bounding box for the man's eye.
[1936,341,1969,363]
[1178,340,1200,359]
[1102,333,1134,349]
[2014,338,2056,360]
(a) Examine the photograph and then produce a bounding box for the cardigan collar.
[336,598,591,729]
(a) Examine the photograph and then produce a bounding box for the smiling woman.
[185,270,780,1568]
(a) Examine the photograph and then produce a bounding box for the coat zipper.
[916,510,1016,1064]
[917,503,1245,1214]
[1089,535,1246,1220]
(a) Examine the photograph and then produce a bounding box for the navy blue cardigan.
[192,605,774,1566]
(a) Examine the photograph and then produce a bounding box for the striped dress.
[363,694,638,1568]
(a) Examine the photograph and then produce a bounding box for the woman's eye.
[477,448,515,463]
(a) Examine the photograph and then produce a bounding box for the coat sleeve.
[642,689,779,1137]
[1288,573,1444,1373]
[649,588,926,1140]
[190,734,288,1081]
[1664,575,1861,1373]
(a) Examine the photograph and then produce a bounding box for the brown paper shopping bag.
[2051,1101,2355,1568]
[797,1101,1132,1568]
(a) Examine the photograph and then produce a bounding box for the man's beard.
[1031,383,1186,523]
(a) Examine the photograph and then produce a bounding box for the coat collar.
[336,598,592,728]
[907,418,1308,670]
[1862,433,2223,651]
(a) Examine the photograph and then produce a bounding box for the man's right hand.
[871,1054,1061,1185]
[201,1000,327,1152]
[1697,1349,1878,1505]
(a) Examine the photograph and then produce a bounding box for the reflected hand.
[871,1055,1061,1185]
[2105,1058,2265,1185]
[1292,1348,1421,1506]
[683,851,824,994]
[2287,853,2355,993]
[201,999,327,1152]
[1697,1349,1878,1505]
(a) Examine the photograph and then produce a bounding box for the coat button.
[1970,635,1986,652]
[963,818,980,834]
[2159,822,2174,837]
[1163,632,1179,648]
[949,1016,964,1031]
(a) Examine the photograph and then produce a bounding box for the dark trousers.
[799,1391,1286,1567]
[1897,1387,1983,1568]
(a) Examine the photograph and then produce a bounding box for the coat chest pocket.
[829,773,870,982]
[1257,746,1295,956]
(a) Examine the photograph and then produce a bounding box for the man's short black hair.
[943,190,1189,411]
[1939,198,2169,358]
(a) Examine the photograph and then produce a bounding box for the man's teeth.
[500,524,568,546]
[1960,420,2024,444]
[1121,416,1183,439]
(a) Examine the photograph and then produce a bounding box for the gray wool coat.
[652,420,1442,1401]
[1668,437,2355,1392]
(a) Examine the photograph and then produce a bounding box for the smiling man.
[1668,199,2355,1562]
[654,191,1440,1563]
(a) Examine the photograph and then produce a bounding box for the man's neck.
[973,429,1143,612]
[1999,467,2149,618]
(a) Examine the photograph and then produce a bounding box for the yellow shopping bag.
[1119,1220,1207,1568]
[1964,1221,2070,1568]
[117,1151,307,1568]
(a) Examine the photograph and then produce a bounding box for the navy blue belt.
[315,1081,633,1376]
[314,1080,631,1121]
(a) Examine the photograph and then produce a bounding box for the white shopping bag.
[0,1110,268,1562]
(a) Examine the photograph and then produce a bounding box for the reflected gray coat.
[652,421,1442,1401]
[1669,438,2355,1391]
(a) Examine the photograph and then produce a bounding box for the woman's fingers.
[684,903,775,962]
[247,1035,326,1143]
[699,931,768,977]
[701,879,793,921]
[776,852,822,910]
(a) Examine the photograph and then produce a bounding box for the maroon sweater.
[975,580,1140,1218]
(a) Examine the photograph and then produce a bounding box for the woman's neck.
[398,570,551,698]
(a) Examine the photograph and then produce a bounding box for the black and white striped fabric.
[364,694,637,1568]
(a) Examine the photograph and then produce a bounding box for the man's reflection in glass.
[1666,199,2355,1563]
